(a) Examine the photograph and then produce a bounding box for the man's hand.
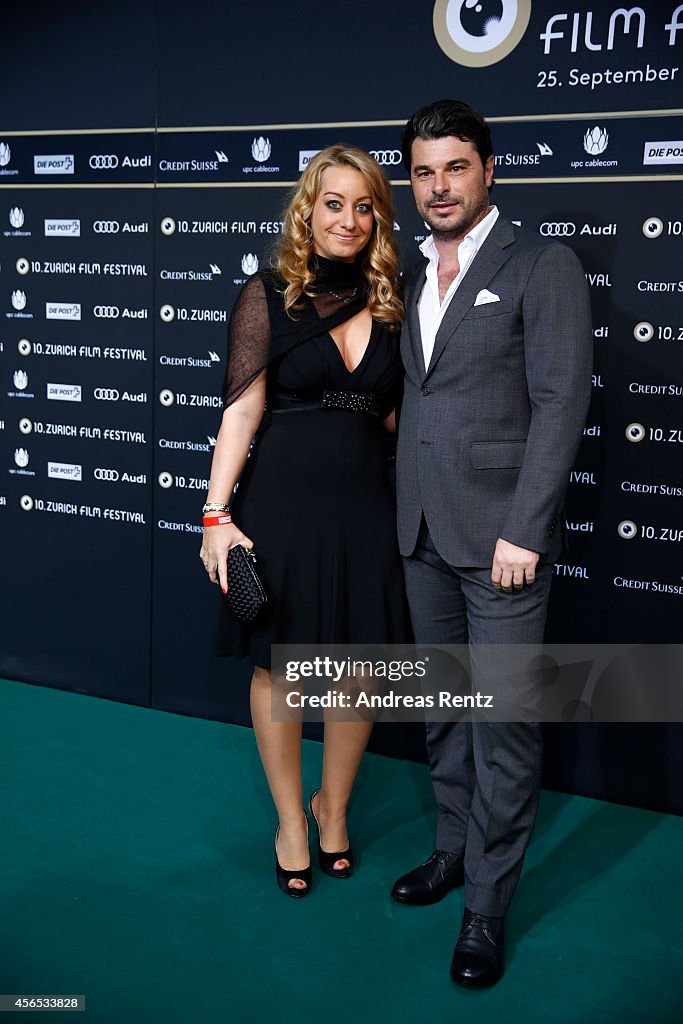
[491,538,540,592]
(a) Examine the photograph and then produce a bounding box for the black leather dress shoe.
[391,850,464,905]
[450,908,505,988]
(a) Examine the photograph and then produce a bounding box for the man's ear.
[484,154,494,189]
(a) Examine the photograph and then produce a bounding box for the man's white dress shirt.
[418,205,499,371]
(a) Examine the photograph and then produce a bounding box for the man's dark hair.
[401,99,493,173]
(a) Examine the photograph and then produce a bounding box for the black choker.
[311,254,365,295]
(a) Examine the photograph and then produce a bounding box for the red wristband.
[203,514,233,527]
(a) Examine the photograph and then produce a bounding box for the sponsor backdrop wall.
[1,0,682,812]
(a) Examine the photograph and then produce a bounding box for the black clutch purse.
[224,545,267,624]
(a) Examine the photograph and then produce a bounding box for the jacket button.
[421,385,431,396]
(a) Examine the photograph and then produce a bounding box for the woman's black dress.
[216,267,408,668]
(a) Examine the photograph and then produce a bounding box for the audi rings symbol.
[93,305,119,318]
[89,155,119,169]
[94,468,119,481]
[93,220,119,233]
[369,150,402,166]
[94,388,120,400]
[540,222,576,237]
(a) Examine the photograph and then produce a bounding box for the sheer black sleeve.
[221,274,272,408]
[220,261,371,408]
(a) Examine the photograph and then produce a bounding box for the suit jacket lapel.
[425,217,515,379]
[401,263,427,379]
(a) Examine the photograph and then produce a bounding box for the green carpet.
[1,677,681,1024]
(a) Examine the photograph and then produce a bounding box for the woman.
[199,145,406,897]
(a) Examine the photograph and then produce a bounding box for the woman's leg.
[312,719,374,869]
[250,667,309,889]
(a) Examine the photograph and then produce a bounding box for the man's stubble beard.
[423,192,490,242]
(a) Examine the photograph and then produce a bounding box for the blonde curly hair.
[274,144,403,328]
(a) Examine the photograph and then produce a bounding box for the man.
[392,99,592,988]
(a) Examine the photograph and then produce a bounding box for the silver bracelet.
[203,501,230,514]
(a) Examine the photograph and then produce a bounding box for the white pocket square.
[474,288,500,306]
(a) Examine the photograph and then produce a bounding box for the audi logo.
[94,388,120,400]
[539,222,576,236]
[369,149,402,166]
[94,467,119,481]
[93,220,119,233]
[93,305,120,318]
[89,155,119,169]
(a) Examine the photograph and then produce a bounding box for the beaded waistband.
[270,390,381,417]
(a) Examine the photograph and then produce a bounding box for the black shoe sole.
[450,967,504,989]
[391,881,461,906]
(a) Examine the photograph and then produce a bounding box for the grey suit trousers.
[404,524,553,917]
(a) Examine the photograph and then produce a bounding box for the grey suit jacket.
[396,215,593,566]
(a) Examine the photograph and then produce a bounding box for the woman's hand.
[199,522,254,594]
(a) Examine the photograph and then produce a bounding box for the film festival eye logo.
[634,322,654,343]
[433,0,531,67]
[584,126,609,156]
[241,253,259,276]
[251,136,272,163]
[0,142,10,167]
[12,290,27,311]
[10,207,24,228]
[642,216,663,239]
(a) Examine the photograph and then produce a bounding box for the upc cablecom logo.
[433,0,531,67]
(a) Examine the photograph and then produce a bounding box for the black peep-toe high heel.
[274,825,312,898]
[309,789,354,879]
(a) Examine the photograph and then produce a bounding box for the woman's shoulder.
[232,268,284,315]
[235,265,283,298]
[255,265,285,293]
